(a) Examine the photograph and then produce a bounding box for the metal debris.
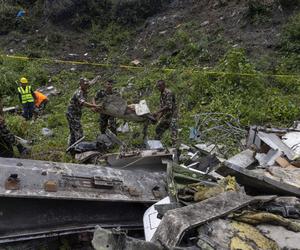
[0,157,167,243]
[217,123,300,197]
[3,121,300,249]
[145,140,164,150]
[92,227,163,250]
[151,191,275,248]
[257,131,297,160]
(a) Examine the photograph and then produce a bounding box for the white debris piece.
[130,59,142,66]
[117,122,130,133]
[42,128,54,137]
[145,140,164,150]
[258,132,297,160]
[135,100,150,116]
[282,132,300,155]
[143,197,170,241]
[226,149,255,169]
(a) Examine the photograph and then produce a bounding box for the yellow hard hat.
[20,77,28,84]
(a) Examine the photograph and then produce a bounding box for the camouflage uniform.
[155,88,178,146]
[95,89,119,134]
[66,88,87,147]
[0,118,24,157]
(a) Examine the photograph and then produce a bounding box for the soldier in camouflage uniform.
[0,115,28,158]
[93,80,119,134]
[154,80,178,147]
[66,77,100,148]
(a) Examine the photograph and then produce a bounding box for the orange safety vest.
[34,91,48,107]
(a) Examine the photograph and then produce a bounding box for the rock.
[159,30,167,34]
[201,21,209,27]
[42,128,54,137]
[130,59,142,66]
[257,225,300,249]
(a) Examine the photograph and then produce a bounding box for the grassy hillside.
[0,0,299,161]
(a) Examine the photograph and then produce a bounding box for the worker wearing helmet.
[17,77,36,120]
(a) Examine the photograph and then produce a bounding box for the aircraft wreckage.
[2,120,300,249]
[0,157,167,244]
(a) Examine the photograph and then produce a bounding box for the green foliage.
[246,0,272,21]
[0,1,299,161]
[0,57,48,100]
[5,115,30,137]
[47,113,66,129]
[158,26,226,67]
[164,49,300,129]
[281,13,300,53]
[278,13,300,74]
[113,0,166,24]
[0,1,18,35]
[90,22,132,49]
[279,0,300,8]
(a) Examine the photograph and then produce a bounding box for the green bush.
[47,113,66,129]
[245,0,275,24]
[0,2,19,35]
[5,115,30,137]
[281,13,300,53]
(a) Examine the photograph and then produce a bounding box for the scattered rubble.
[36,85,60,97]
[217,124,300,197]
[3,119,300,249]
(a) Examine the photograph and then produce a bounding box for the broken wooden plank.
[275,156,293,168]
[290,161,300,168]
[151,191,274,248]
[257,132,297,161]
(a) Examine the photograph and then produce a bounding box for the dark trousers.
[0,139,14,158]
[66,113,83,147]
[22,102,34,120]
[155,116,178,147]
[100,114,117,134]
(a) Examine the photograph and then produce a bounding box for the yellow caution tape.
[2,54,300,79]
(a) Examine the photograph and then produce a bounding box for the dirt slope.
[131,0,299,65]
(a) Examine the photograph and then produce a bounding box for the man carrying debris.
[17,77,36,120]
[66,76,100,148]
[154,80,178,147]
[93,80,119,134]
